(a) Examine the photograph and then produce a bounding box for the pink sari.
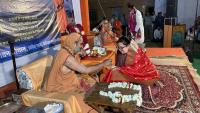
[102,47,160,85]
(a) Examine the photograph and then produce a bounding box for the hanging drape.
[53,0,68,33]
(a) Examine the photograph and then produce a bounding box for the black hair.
[97,19,109,31]
[189,27,193,33]
[117,36,131,46]
[127,2,134,9]
[98,25,103,31]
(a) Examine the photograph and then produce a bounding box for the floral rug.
[135,65,200,113]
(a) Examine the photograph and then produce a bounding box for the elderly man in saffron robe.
[45,33,112,113]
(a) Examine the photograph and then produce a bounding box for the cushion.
[22,90,82,113]
[17,55,53,91]
[17,69,33,90]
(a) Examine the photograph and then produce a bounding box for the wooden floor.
[0,82,17,99]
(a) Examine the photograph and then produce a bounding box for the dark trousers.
[145,25,153,40]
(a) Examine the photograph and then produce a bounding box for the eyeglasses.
[117,45,127,51]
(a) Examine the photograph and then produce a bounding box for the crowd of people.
[144,11,164,42]
[94,4,165,44]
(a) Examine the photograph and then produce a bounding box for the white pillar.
[72,0,82,25]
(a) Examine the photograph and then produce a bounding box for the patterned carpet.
[135,65,200,113]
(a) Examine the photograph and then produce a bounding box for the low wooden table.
[81,50,116,66]
[84,83,137,113]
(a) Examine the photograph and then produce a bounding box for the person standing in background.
[154,12,164,30]
[128,2,145,44]
[144,12,154,40]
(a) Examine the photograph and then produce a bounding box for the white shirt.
[135,9,145,44]
[154,29,163,39]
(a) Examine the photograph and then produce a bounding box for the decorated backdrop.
[0,0,64,63]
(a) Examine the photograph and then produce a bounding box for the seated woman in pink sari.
[102,37,160,86]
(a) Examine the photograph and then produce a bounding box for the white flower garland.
[99,82,142,106]
[44,103,63,113]
[108,82,141,90]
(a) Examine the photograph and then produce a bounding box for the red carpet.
[135,65,200,113]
